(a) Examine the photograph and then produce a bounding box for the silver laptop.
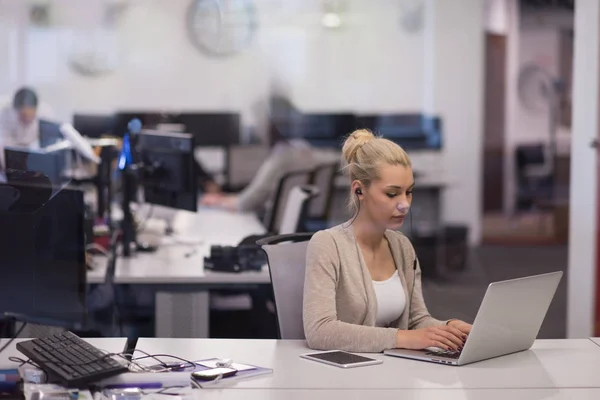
[384,271,563,366]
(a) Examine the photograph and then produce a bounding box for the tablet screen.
[305,351,376,365]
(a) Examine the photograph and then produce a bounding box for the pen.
[103,382,163,390]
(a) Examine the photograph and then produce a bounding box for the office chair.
[304,162,338,231]
[515,143,554,212]
[279,185,320,234]
[514,144,557,234]
[257,232,314,339]
[264,169,315,234]
[225,145,270,191]
[210,184,317,329]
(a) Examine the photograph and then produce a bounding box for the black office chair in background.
[263,169,315,234]
[515,143,555,212]
[303,162,338,232]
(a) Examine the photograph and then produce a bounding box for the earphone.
[355,188,362,196]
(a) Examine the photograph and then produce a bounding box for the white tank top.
[372,271,406,327]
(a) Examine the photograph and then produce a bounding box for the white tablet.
[300,350,383,368]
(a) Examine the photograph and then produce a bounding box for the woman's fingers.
[434,328,463,348]
[445,325,468,342]
[429,334,458,351]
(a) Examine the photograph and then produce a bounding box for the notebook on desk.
[191,358,273,388]
[384,271,563,366]
[97,358,272,389]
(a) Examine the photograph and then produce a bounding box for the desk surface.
[191,388,600,400]
[87,207,268,285]
[590,337,600,347]
[126,338,600,390]
[4,338,600,396]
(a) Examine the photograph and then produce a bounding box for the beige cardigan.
[303,223,446,353]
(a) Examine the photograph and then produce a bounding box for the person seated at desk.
[199,130,318,212]
[195,158,222,194]
[303,129,472,353]
[0,87,54,170]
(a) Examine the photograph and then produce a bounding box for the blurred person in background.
[199,121,318,212]
[0,87,54,170]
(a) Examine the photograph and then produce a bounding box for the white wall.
[0,0,485,244]
[432,0,484,245]
[567,0,599,338]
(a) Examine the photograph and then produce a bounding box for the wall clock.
[186,0,258,57]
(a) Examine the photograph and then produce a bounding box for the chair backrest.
[226,145,270,189]
[279,185,320,234]
[257,233,314,339]
[307,162,338,219]
[265,169,314,233]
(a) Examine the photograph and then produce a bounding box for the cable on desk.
[9,356,41,369]
[122,349,199,373]
[0,322,26,355]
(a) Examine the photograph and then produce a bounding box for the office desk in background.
[88,206,268,337]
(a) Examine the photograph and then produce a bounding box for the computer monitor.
[113,112,169,137]
[355,114,443,150]
[73,114,115,138]
[39,119,63,148]
[0,183,87,329]
[4,147,69,192]
[273,113,356,148]
[136,130,197,212]
[174,113,240,147]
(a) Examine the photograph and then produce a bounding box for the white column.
[503,0,520,216]
[432,0,485,246]
[567,0,600,338]
[421,0,435,116]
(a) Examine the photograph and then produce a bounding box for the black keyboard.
[16,331,129,387]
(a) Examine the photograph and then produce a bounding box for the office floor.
[481,212,566,245]
[423,244,568,339]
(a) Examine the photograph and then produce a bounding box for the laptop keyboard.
[425,349,461,359]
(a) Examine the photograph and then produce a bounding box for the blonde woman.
[303,130,472,353]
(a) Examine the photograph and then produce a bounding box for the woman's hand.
[396,325,467,351]
[199,193,224,206]
[447,319,472,335]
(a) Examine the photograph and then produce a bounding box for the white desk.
[189,388,600,400]
[128,338,600,390]
[88,207,269,337]
[590,337,600,347]
[4,338,600,398]
[110,207,268,284]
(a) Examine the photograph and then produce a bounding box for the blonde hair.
[341,129,411,213]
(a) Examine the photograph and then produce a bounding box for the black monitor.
[273,113,356,148]
[0,182,87,329]
[73,114,115,138]
[113,112,170,137]
[136,130,197,212]
[355,114,443,150]
[174,113,240,147]
[5,147,69,192]
[39,119,63,148]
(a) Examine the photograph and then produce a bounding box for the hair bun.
[342,129,375,164]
